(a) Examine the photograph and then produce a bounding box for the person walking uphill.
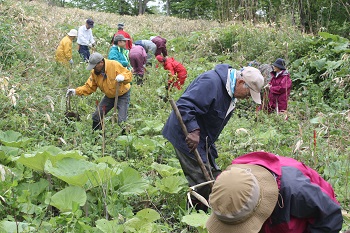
[206,151,343,233]
[266,58,292,113]
[162,65,264,210]
[156,55,187,90]
[55,29,77,65]
[77,19,95,62]
[108,34,131,70]
[110,23,132,50]
[66,52,132,130]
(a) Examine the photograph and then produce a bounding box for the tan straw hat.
[206,164,278,233]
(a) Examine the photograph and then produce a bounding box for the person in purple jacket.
[129,44,147,85]
[162,65,264,211]
[265,58,292,113]
[150,36,167,57]
[206,151,343,233]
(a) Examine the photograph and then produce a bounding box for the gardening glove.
[69,59,74,65]
[88,43,93,48]
[185,129,200,152]
[115,74,125,82]
[66,89,76,97]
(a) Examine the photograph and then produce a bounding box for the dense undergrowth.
[0,0,349,232]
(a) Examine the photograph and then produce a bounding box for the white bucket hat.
[67,29,78,37]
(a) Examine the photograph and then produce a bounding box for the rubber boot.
[92,121,102,131]
[136,74,144,86]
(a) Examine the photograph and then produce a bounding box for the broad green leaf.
[310,117,323,124]
[96,156,118,165]
[45,158,95,187]
[85,163,116,188]
[0,146,21,165]
[133,138,156,153]
[117,167,149,195]
[124,209,161,233]
[151,162,182,177]
[18,203,37,214]
[0,130,31,148]
[155,175,187,194]
[17,178,49,197]
[49,186,86,212]
[136,208,160,222]
[95,219,123,233]
[0,220,35,233]
[116,135,133,147]
[17,146,85,172]
[181,211,209,228]
[310,58,326,72]
[318,32,339,41]
[325,60,343,71]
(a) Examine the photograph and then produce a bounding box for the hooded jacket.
[162,57,187,89]
[108,46,131,69]
[75,59,132,98]
[232,152,343,233]
[151,36,167,57]
[55,35,73,64]
[162,64,234,163]
[268,70,292,112]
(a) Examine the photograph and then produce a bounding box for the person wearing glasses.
[162,65,264,211]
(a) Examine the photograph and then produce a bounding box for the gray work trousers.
[92,90,130,125]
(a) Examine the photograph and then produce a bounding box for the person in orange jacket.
[156,55,187,90]
[55,29,77,65]
[66,52,132,130]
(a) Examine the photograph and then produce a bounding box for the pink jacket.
[268,70,292,112]
[232,152,342,233]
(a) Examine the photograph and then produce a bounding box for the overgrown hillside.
[0,0,349,232]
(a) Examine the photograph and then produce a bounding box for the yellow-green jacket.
[75,59,132,98]
[55,35,73,63]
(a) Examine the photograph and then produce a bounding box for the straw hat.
[206,164,278,233]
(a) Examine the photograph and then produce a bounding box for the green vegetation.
[0,0,349,232]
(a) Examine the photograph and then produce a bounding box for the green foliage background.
[0,0,349,232]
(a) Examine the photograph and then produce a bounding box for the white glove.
[115,74,125,82]
[88,43,92,48]
[66,89,76,97]
[69,59,74,65]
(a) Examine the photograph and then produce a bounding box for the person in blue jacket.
[162,65,264,210]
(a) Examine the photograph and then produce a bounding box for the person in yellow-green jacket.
[66,52,132,130]
[55,29,78,65]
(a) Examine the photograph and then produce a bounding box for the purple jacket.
[232,152,343,233]
[151,36,167,57]
[268,70,292,112]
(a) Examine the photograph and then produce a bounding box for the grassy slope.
[1,0,350,231]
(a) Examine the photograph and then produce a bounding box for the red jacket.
[113,30,132,50]
[232,152,343,233]
[162,57,187,90]
[268,70,291,112]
